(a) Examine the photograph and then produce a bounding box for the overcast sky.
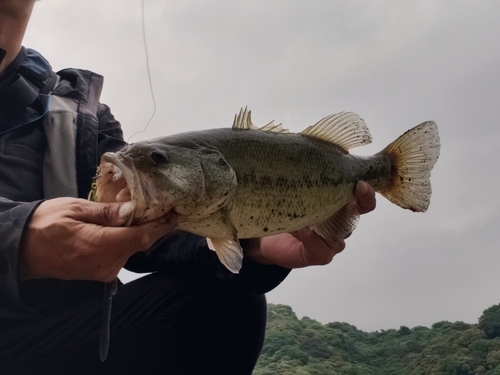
[25,0,500,332]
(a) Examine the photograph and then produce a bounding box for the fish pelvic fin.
[207,237,243,274]
[310,205,360,241]
[380,121,440,212]
[301,112,372,152]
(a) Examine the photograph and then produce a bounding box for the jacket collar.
[0,48,57,128]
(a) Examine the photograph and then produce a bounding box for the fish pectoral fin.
[300,112,372,152]
[310,205,360,241]
[207,237,244,274]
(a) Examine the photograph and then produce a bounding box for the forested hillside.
[253,303,500,375]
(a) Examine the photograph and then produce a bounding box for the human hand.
[247,181,376,269]
[20,198,177,282]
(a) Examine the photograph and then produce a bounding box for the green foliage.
[254,303,500,375]
[479,304,500,339]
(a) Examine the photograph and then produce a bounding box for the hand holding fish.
[248,182,376,269]
[19,198,178,282]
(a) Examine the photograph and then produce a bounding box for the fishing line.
[127,0,157,142]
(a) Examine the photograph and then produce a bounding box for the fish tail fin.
[379,121,440,212]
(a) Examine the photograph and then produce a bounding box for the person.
[0,1,376,374]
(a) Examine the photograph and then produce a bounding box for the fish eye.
[150,151,169,165]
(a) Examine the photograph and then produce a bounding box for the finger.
[352,181,376,214]
[97,212,178,255]
[134,212,179,250]
[302,234,345,265]
[71,200,135,227]
[292,228,346,260]
[318,237,346,256]
[292,227,345,248]
[290,227,315,243]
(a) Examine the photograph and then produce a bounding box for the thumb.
[73,201,135,227]
[291,227,315,243]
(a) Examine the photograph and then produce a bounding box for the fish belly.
[178,183,353,239]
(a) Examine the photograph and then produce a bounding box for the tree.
[398,326,411,335]
[486,350,500,368]
[479,304,500,339]
[255,303,500,375]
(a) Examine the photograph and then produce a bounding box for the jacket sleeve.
[125,231,291,294]
[0,198,43,308]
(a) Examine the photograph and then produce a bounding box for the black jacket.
[0,48,289,327]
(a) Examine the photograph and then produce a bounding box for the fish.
[94,108,440,274]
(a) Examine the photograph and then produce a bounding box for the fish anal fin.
[207,237,243,274]
[310,205,360,241]
[301,112,372,152]
[232,107,290,133]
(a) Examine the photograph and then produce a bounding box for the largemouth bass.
[95,109,440,273]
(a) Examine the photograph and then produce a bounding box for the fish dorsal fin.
[259,120,290,134]
[301,112,372,151]
[232,107,257,130]
[232,107,290,133]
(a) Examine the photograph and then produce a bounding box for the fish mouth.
[98,152,145,224]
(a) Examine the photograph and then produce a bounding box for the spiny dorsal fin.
[232,107,257,130]
[232,107,290,133]
[301,112,372,152]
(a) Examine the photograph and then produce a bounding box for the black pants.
[0,272,267,375]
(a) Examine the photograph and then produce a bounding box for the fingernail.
[119,202,134,220]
